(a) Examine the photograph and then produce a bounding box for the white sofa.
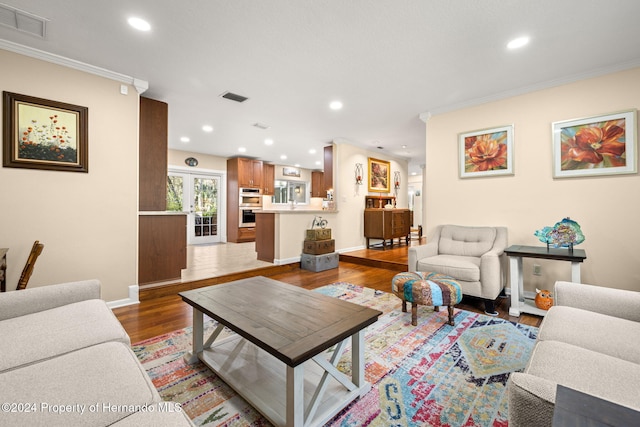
[408,224,508,315]
[508,281,640,426]
[0,280,194,426]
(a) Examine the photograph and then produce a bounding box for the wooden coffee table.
[180,276,382,427]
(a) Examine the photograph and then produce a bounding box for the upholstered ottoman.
[392,271,462,326]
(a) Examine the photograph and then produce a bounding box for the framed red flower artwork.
[459,124,514,178]
[552,109,636,178]
[3,91,88,173]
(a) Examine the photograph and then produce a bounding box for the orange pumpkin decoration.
[534,289,554,310]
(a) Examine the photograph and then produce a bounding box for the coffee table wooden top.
[180,276,382,367]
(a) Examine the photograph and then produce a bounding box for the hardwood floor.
[113,239,542,343]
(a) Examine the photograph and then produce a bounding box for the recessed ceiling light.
[264,138,274,145]
[180,136,190,143]
[507,36,529,49]
[329,100,343,110]
[280,155,287,160]
[315,161,322,165]
[402,145,407,149]
[202,125,214,132]
[294,164,300,167]
[411,172,417,176]
[238,147,246,153]
[127,17,151,32]
[309,149,316,154]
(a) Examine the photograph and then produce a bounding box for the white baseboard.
[274,256,301,265]
[107,285,139,309]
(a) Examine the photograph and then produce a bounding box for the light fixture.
[128,17,151,32]
[202,125,214,132]
[507,36,530,50]
[238,147,246,153]
[315,160,322,165]
[309,149,316,154]
[329,100,343,110]
[264,138,273,145]
[295,186,301,194]
[280,155,287,160]
[180,136,190,143]
[355,163,363,185]
[393,171,401,199]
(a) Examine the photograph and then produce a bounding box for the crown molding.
[428,59,640,117]
[0,39,148,94]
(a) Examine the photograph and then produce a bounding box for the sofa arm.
[479,250,505,299]
[554,281,640,322]
[508,373,556,427]
[408,243,438,272]
[0,279,101,321]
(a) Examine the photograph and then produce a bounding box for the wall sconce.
[295,186,301,194]
[394,171,401,189]
[355,163,363,185]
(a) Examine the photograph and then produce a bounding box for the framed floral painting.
[3,91,88,173]
[552,109,637,178]
[459,125,514,178]
[368,157,390,192]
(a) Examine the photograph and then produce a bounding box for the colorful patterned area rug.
[133,283,537,426]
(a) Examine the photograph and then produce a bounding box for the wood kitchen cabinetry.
[311,171,324,198]
[227,157,264,242]
[237,158,263,188]
[263,163,275,195]
[364,208,410,249]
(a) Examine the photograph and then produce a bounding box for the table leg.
[352,330,365,389]
[184,309,204,364]
[508,256,524,317]
[286,364,304,427]
[571,262,581,283]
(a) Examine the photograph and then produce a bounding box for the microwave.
[239,187,262,207]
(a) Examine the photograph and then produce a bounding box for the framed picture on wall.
[3,91,88,173]
[552,109,637,178]
[458,124,514,178]
[368,157,390,192]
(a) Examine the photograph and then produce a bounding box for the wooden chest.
[305,228,332,241]
[300,252,339,272]
[303,239,335,255]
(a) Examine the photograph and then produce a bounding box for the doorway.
[167,170,223,244]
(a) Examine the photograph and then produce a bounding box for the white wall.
[424,67,640,292]
[0,49,139,301]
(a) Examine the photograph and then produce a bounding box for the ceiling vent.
[220,91,249,103]
[0,3,47,38]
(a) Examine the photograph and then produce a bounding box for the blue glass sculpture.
[535,217,585,250]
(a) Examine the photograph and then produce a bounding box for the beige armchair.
[408,224,508,315]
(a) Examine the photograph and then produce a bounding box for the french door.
[167,171,222,244]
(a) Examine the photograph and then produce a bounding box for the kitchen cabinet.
[263,163,275,195]
[364,208,410,249]
[227,157,263,242]
[311,171,324,198]
[237,158,263,188]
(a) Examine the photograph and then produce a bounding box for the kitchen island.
[255,209,338,264]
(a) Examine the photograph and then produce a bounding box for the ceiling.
[1,1,640,176]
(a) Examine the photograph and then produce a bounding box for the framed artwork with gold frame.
[368,157,390,192]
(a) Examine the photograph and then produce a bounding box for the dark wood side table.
[553,385,640,427]
[504,245,586,317]
[0,248,7,292]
